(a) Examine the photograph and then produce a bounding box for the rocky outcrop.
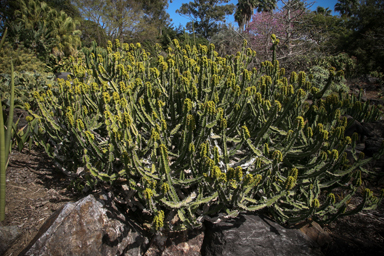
[20,193,149,256]
[201,214,323,256]
[18,194,331,256]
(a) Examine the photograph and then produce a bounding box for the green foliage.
[307,52,357,81]
[0,29,37,222]
[44,0,82,19]
[324,53,356,79]
[0,42,47,73]
[335,0,360,17]
[334,0,384,75]
[176,0,235,39]
[139,27,209,67]
[308,66,349,97]
[6,0,81,69]
[370,71,384,86]
[210,24,250,57]
[0,71,56,110]
[31,38,384,232]
[305,10,350,54]
[78,20,108,48]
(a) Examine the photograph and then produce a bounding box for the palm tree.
[234,0,277,32]
[314,6,332,16]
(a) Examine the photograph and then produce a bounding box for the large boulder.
[54,72,73,81]
[344,116,372,141]
[0,225,22,255]
[19,193,149,256]
[364,138,384,157]
[201,214,323,256]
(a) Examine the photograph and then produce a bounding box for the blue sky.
[167,0,339,29]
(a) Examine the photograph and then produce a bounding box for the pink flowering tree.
[246,11,285,61]
[246,0,315,69]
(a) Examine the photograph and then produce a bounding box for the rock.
[201,214,323,256]
[364,138,384,157]
[20,194,149,256]
[344,116,372,140]
[299,221,332,247]
[13,108,29,130]
[54,72,73,81]
[0,225,22,255]
[144,228,204,256]
[362,121,384,138]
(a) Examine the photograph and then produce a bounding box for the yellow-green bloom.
[153,210,164,230]
[242,125,250,140]
[285,176,296,190]
[25,116,33,122]
[312,199,320,208]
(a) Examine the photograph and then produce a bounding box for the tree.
[176,0,235,39]
[211,23,250,56]
[334,0,360,17]
[104,0,143,42]
[0,0,22,33]
[72,0,144,43]
[335,0,384,74]
[314,6,332,16]
[138,0,171,36]
[246,0,314,69]
[128,0,172,45]
[77,19,108,48]
[304,7,348,54]
[234,0,277,31]
[45,0,82,19]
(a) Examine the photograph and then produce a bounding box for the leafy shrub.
[309,65,350,97]
[0,71,56,110]
[313,53,357,79]
[29,38,384,232]
[210,24,250,57]
[370,71,384,86]
[0,42,47,73]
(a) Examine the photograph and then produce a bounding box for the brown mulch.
[1,77,384,256]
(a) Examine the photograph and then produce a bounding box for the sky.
[166,0,339,29]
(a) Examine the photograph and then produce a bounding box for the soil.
[1,148,82,256]
[1,77,384,256]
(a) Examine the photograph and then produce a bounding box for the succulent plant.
[30,38,384,231]
[1,28,15,221]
